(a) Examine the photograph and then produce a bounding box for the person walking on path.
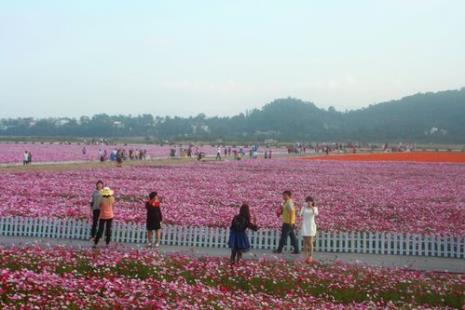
[93,187,115,248]
[228,203,258,265]
[89,180,104,241]
[274,190,300,254]
[300,196,318,263]
[146,191,163,247]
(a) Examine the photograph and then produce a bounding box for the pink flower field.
[1,159,464,235]
[0,246,463,309]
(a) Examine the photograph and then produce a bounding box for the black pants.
[230,249,243,264]
[95,219,113,245]
[277,223,299,253]
[90,209,100,238]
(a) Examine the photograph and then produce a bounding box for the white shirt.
[300,203,318,236]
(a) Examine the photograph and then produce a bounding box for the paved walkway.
[1,236,463,273]
[0,152,295,168]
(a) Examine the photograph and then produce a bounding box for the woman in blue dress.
[228,203,258,265]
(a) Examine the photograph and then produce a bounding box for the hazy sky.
[1,0,464,118]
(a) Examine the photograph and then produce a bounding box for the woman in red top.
[146,191,163,247]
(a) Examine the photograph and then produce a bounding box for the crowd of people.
[97,148,149,164]
[89,182,318,265]
[168,145,270,161]
[214,145,272,161]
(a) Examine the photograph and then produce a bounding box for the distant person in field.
[82,146,87,155]
[89,180,104,241]
[300,196,318,263]
[23,150,29,166]
[228,203,258,265]
[269,149,272,159]
[93,187,115,248]
[274,190,299,254]
[146,191,163,247]
[216,146,222,160]
[116,150,123,167]
[27,151,32,164]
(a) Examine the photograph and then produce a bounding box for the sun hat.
[101,187,114,197]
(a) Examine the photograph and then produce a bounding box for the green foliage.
[1,89,464,143]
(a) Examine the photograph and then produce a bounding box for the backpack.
[232,215,247,232]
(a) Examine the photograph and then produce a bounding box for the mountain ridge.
[1,88,464,143]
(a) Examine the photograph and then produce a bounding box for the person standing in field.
[23,150,29,166]
[300,196,318,263]
[274,190,300,254]
[89,180,104,241]
[146,191,163,247]
[228,203,258,265]
[93,187,115,248]
[116,149,123,167]
[27,151,32,164]
[216,146,222,160]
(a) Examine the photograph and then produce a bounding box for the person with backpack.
[146,191,163,247]
[89,180,104,241]
[228,204,258,265]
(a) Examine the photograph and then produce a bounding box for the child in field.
[146,191,163,247]
[228,204,258,265]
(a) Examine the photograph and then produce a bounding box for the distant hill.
[1,88,465,143]
[343,89,465,142]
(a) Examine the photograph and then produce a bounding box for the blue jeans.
[277,223,299,253]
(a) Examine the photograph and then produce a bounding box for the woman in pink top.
[94,187,115,247]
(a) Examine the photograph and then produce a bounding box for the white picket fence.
[0,217,464,258]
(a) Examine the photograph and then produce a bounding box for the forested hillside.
[1,88,464,143]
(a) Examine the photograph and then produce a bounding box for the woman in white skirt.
[300,196,318,263]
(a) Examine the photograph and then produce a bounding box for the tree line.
[1,88,464,143]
